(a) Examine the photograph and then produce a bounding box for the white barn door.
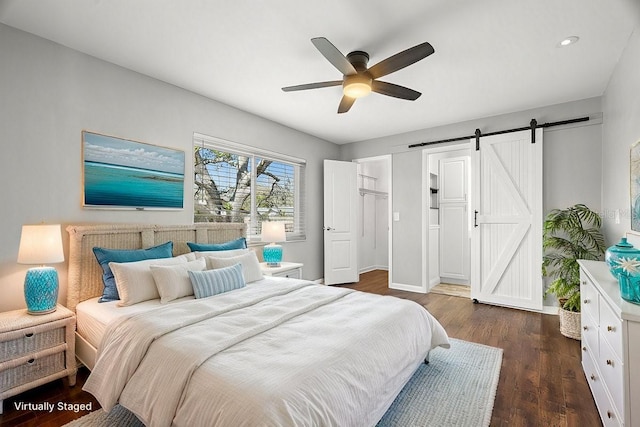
[323,160,359,285]
[470,129,543,311]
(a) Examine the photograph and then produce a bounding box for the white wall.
[0,24,339,312]
[341,97,603,290]
[602,26,640,244]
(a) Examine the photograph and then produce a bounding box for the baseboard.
[439,277,470,285]
[359,265,389,274]
[390,282,427,293]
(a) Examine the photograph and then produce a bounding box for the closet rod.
[407,116,590,149]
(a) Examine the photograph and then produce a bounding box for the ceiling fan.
[282,37,435,113]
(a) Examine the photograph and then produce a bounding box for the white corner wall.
[0,24,339,312]
[602,26,640,244]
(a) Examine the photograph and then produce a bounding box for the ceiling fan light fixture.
[343,75,372,98]
[558,36,579,47]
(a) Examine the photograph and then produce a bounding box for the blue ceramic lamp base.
[24,267,59,315]
[263,244,283,267]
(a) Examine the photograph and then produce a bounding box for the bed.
[66,223,449,427]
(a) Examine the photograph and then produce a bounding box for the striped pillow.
[188,263,246,299]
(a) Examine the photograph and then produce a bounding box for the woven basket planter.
[559,307,581,340]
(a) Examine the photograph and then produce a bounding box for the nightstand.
[0,305,77,414]
[260,262,303,279]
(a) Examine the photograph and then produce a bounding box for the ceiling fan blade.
[371,80,421,100]
[311,37,357,76]
[282,80,343,92]
[367,42,434,79]
[338,96,356,114]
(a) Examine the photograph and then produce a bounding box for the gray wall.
[341,97,603,289]
[601,26,640,244]
[0,24,339,311]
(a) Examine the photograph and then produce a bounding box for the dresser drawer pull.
[582,346,587,352]
[582,280,587,285]
[606,359,613,366]
[607,325,615,332]
[590,374,596,381]
[583,299,589,304]
[583,326,588,331]
[607,411,613,419]
[26,358,35,365]
[25,333,34,338]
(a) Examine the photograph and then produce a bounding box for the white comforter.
[84,279,449,427]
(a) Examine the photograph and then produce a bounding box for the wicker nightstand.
[0,305,77,414]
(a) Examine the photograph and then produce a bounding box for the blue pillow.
[93,241,173,302]
[187,238,247,252]
[188,263,245,299]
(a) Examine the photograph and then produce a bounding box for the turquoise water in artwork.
[84,161,184,208]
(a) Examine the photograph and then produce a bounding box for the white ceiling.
[1,0,638,145]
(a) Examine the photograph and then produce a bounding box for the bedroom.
[1,0,640,426]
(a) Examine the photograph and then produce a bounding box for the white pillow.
[194,248,249,259]
[206,251,264,283]
[150,258,206,303]
[110,254,191,306]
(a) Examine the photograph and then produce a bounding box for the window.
[193,134,306,241]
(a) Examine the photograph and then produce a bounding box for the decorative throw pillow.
[188,263,245,299]
[150,258,206,303]
[194,248,249,259]
[186,238,247,252]
[93,241,173,302]
[205,251,263,283]
[109,254,191,306]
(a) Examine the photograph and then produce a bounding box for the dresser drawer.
[0,322,66,363]
[599,299,623,361]
[581,313,599,357]
[581,278,599,324]
[583,351,622,427]
[598,342,624,418]
[0,350,65,393]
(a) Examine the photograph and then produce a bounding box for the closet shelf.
[359,188,388,198]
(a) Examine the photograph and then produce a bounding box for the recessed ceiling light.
[558,36,579,47]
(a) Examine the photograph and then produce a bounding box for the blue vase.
[605,237,640,304]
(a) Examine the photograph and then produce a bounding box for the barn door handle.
[474,210,479,228]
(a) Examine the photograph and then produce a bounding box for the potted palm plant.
[542,204,605,339]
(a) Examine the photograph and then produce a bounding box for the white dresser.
[578,260,640,426]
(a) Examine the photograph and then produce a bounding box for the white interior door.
[439,203,469,281]
[470,129,543,311]
[323,160,359,285]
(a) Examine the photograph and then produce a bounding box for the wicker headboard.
[65,223,246,312]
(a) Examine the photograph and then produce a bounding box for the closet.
[428,150,470,287]
[355,157,390,274]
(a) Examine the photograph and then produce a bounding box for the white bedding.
[75,277,283,348]
[83,278,449,427]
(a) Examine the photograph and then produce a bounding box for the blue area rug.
[65,338,502,427]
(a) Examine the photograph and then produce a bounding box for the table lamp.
[261,222,286,267]
[17,224,64,315]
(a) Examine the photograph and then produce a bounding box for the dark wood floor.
[0,270,601,427]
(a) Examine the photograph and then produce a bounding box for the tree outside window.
[194,144,304,240]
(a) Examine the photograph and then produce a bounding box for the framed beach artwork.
[82,131,185,209]
[632,141,640,231]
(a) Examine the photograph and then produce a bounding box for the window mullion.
[250,155,258,239]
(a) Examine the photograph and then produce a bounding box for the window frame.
[193,133,306,242]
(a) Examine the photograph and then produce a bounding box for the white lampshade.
[18,224,64,265]
[261,222,286,243]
